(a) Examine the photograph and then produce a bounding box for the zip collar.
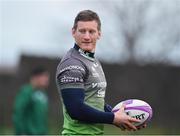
[73,43,95,60]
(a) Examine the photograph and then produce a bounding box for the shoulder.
[18,84,33,95]
[15,84,33,102]
[56,50,87,76]
[56,58,87,79]
[32,91,48,103]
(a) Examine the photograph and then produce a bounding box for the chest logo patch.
[91,66,99,77]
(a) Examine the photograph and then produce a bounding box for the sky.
[1,0,180,67]
[1,0,126,67]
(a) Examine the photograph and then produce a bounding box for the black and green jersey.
[56,45,107,135]
[13,84,48,135]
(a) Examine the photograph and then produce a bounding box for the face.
[33,72,50,89]
[72,20,101,52]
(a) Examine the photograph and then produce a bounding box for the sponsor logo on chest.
[91,66,100,77]
[92,82,107,98]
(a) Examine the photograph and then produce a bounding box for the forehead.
[76,21,98,30]
[35,72,49,77]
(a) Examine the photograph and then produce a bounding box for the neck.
[74,43,95,58]
[30,80,38,89]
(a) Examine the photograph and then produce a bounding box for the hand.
[137,123,147,130]
[113,104,141,131]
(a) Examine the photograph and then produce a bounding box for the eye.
[89,30,96,34]
[79,29,86,34]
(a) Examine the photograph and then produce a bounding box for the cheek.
[74,34,82,41]
[92,36,99,42]
[40,77,49,85]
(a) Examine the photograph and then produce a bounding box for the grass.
[1,124,180,135]
[104,124,170,135]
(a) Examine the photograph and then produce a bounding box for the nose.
[83,32,90,40]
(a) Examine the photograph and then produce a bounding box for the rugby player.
[56,10,141,135]
[13,67,49,135]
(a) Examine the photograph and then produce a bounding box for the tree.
[104,0,180,65]
[110,0,152,63]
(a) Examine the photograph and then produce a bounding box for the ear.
[72,28,76,38]
[97,31,101,40]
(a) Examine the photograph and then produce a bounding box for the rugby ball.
[112,99,153,127]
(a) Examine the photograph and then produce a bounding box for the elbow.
[69,113,80,120]
[66,108,82,120]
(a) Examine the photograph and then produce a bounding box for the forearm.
[104,103,113,112]
[61,88,114,124]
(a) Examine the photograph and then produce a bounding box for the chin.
[83,47,94,52]
[80,44,94,52]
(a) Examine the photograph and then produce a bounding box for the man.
[13,67,49,135]
[56,10,141,135]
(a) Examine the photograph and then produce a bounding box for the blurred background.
[1,0,180,134]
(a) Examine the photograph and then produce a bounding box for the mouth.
[82,42,92,44]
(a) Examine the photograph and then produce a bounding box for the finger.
[121,124,130,131]
[116,124,126,131]
[128,117,141,123]
[119,125,126,131]
[137,123,147,129]
[143,124,147,128]
[125,121,137,131]
[137,125,142,130]
[124,124,132,131]
[119,104,126,112]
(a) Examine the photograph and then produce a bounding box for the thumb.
[119,104,126,112]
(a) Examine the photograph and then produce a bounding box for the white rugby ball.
[112,99,153,127]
